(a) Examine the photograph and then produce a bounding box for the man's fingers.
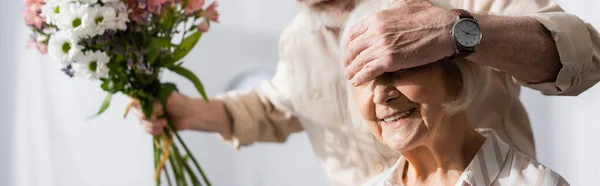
[131,106,158,120]
[350,59,388,86]
[343,30,375,67]
[345,46,379,80]
[152,101,164,116]
[146,125,165,136]
[141,118,168,135]
[344,18,370,48]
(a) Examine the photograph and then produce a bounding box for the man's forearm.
[466,14,562,84]
[188,98,233,137]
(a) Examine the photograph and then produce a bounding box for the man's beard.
[298,3,353,29]
[314,10,350,29]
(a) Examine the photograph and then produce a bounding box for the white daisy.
[36,34,49,43]
[47,31,83,65]
[101,0,120,3]
[85,5,117,35]
[73,50,111,80]
[78,0,98,4]
[56,2,98,38]
[106,2,129,30]
[40,1,64,25]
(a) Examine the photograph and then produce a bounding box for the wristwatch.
[450,9,482,58]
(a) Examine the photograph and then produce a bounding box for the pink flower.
[185,0,205,15]
[37,43,48,54]
[23,0,45,28]
[202,1,219,23]
[24,0,44,7]
[27,40,48,55]
[196,21,209,33]
[147,0,168,13]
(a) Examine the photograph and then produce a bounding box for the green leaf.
[173,32,202,63]
[168,66,208,101]
[100,81,109,91]
[87,93,113,120]
[150,37,175,48]
[148,48,160,64]
[159,83,179,107]
[161,9,176,30]
[141,100,154,119]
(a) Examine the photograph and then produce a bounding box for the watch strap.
[450,9,477,59]
[453,9,473,19]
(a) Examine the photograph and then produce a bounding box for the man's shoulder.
[279,12,326,44]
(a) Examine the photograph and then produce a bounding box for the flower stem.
[167,149,184,185]
[164,163,173,186]
[153,137,161,186]
[173,130,211,186]
[169,140,188,186]
[182,155,201,186]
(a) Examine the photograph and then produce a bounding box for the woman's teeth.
[382,108,416,122]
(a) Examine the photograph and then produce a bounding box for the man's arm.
[466,14,561,84]
[214,85,302,150]
[342,0,600,95]
[464,0,600,95]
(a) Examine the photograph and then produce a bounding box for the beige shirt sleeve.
[212,21,305,149]
[463,0,600,95]
[525,12,600,96]
[214,87,302,150]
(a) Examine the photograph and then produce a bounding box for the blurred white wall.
[522,1,600,185]
[0,0,599,186]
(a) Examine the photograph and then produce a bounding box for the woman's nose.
[372,84,400,105]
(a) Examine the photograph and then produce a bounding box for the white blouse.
[363,129,569,186]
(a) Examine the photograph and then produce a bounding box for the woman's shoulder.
[362,172,389,186]
[473,128,569,185]
[362,158,405,186]
[500,145,570,186]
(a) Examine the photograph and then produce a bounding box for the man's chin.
[302,10,348,29]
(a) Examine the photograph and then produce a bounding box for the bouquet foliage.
[24,0,220,185]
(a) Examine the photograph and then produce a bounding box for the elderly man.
[133,0,600,185]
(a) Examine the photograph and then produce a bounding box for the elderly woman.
[340,0,570,185]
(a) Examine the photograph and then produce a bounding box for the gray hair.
[340,0,490,125]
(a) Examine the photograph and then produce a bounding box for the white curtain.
[2,0,599,186]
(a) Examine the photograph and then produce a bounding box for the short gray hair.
[340,0,490,125]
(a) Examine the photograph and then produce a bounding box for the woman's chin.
[383,134,415,152]
[382,125,427,152]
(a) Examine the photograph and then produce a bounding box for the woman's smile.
[379,107,418,127]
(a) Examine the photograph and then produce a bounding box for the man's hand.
[129,92,232,137]
[342,0,456,86]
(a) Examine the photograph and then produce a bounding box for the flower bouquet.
[24,0,219,185]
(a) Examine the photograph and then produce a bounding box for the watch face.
[453,19,481,47]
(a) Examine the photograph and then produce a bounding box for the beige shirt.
[215,0,600,185]
[363,129,570,186]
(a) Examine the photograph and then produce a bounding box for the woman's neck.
[397,112,485,185]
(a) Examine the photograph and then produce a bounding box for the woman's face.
[355,62,459,151]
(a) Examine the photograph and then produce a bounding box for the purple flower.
[62,65,75,77]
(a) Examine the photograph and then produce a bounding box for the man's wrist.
[440,8,459,58]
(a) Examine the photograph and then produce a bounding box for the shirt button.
[374,163,384,172]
